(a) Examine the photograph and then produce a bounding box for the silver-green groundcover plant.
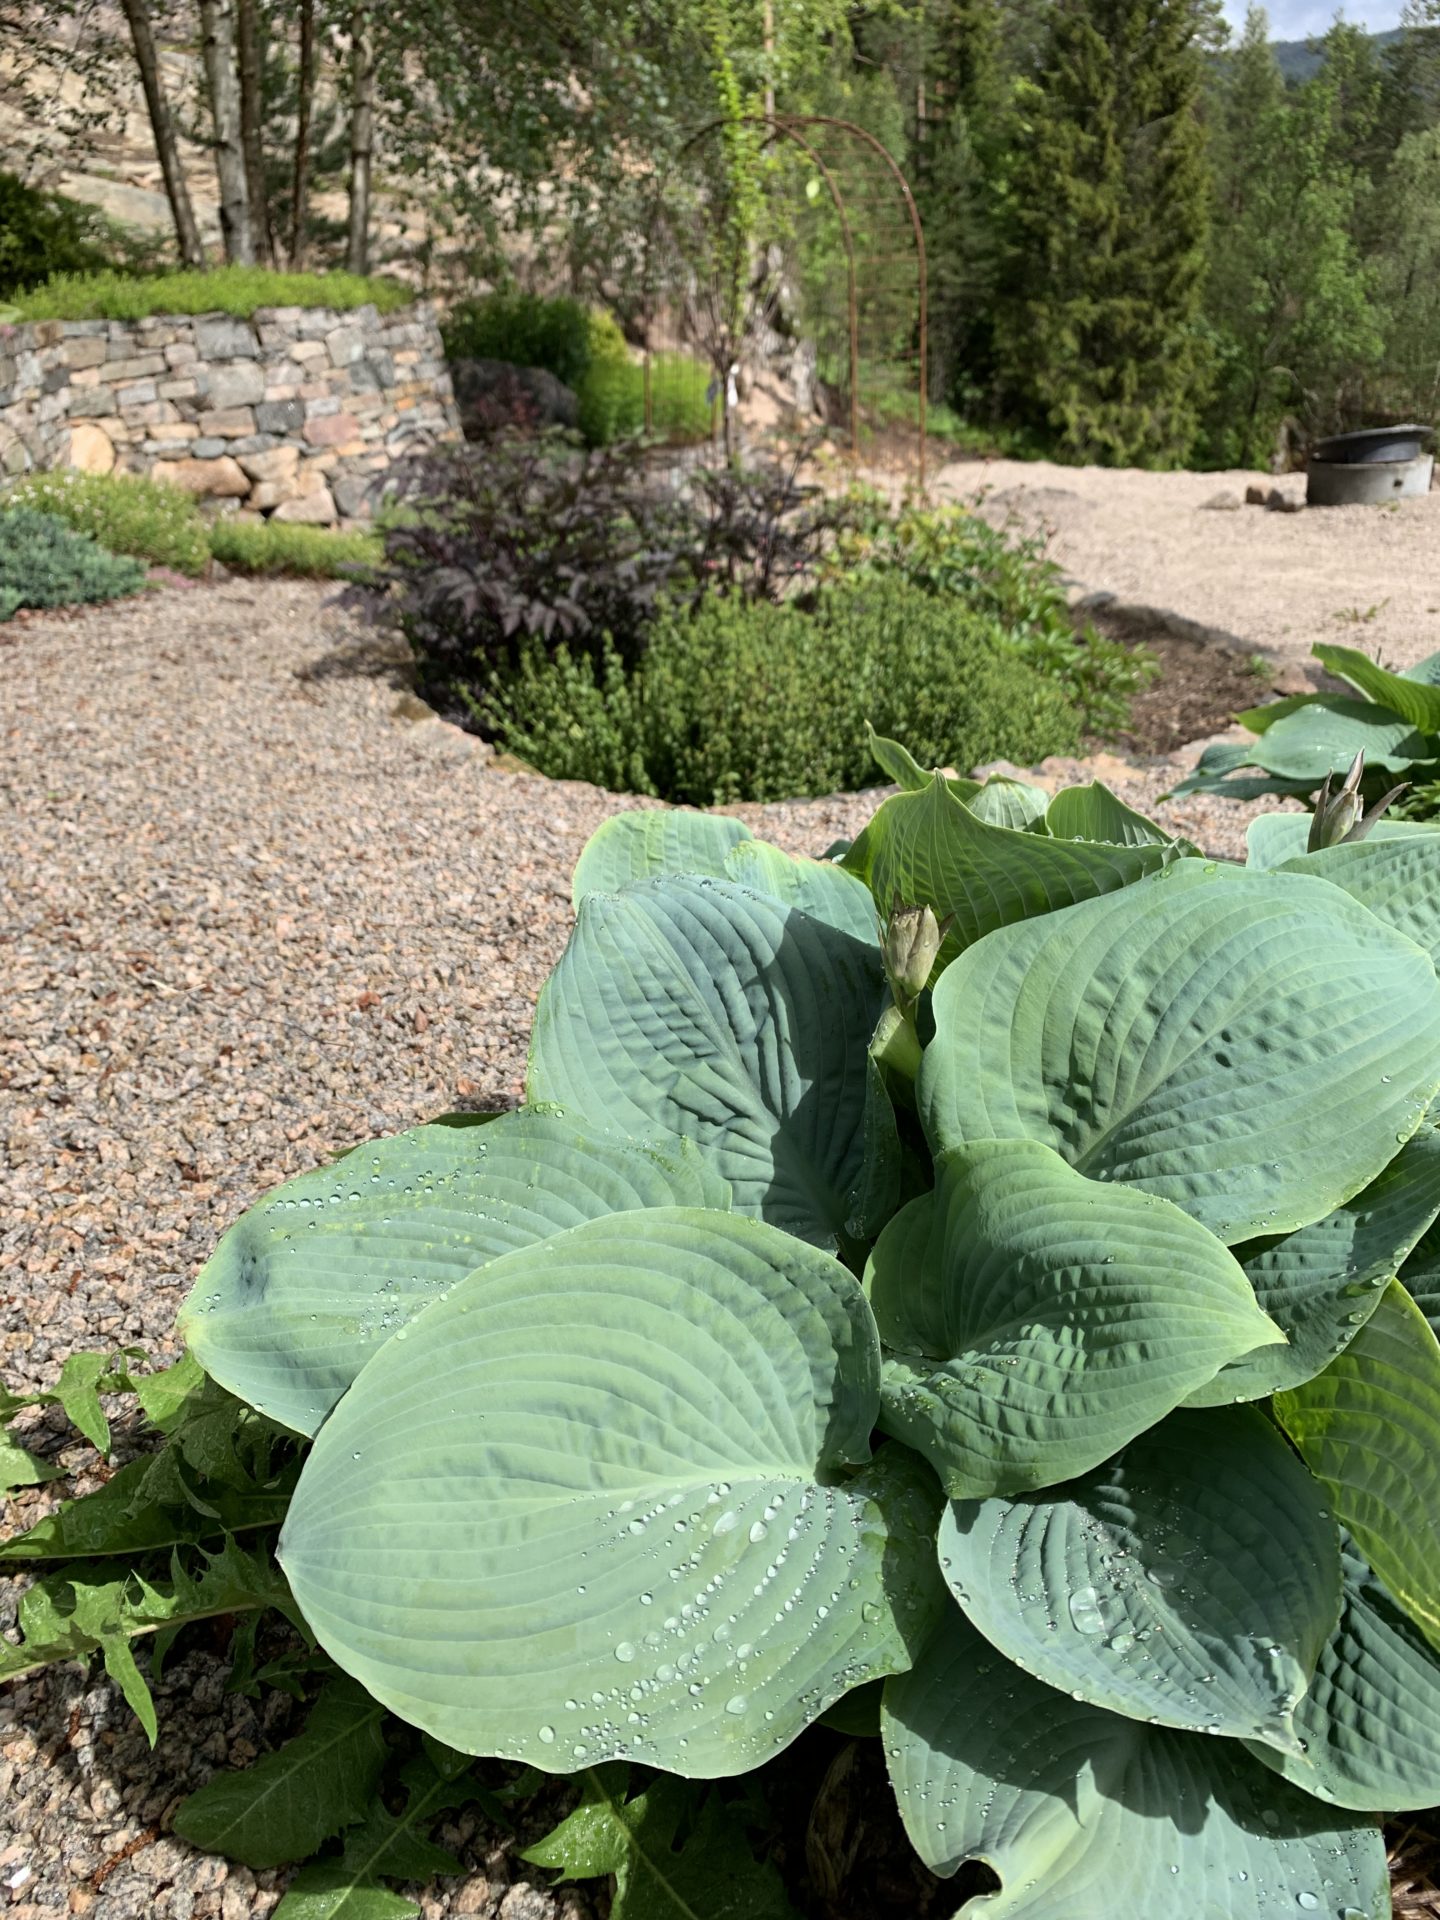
[8,727,1440,1918]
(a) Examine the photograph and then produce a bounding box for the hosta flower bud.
[1307,750,1406,852]
[884,901,944,1009]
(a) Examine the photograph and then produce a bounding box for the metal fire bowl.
[1307,452,1435,507]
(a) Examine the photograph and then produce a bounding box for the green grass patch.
[208,518,383,578]
[2,468,211,575]
[12,266,412,323]
[575,353,714,448]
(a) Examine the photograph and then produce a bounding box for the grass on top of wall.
[9,266,413,323]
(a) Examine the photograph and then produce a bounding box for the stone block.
[106,353,167,380]
[203,360,266,410]
[205,406,257,436]
[64,422,115,473]
[272,484,337,525]
[332,472,375,518]
[289,340,327,363]
[154,454,249,497]
[238,444,300,485]
[305,410,362,446]
[147,423,199,442]
[68,387,115,417]
[165,343,200,368]
[191,437,227,458]
[326,326,366,368]
[255,399,303,434]
[195,317,258,360]
[249,477,298,510]
[115,380,158,406]
[306,394,341,418]
[159,379,199,401]
[64,337,108,371]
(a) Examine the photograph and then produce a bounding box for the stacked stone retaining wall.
[0,301,460,524]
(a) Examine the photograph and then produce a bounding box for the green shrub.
[0,506,147,618]
[575,351,713,447]
[3,469,211,575]
[831,501,1154,735]
[440,291,627,388]
[208,518,383,578]
[481,579,1083,803]
[12,266,410,323]
[0,170,112,300]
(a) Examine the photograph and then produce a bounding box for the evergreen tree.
[1200,8,1382,466]
[1000,0,1214,466]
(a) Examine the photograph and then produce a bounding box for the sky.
[1219,0,1407,34]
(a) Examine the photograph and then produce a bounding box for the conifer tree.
[1001,0,1213,466]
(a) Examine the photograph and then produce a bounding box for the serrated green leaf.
[180,1108,733,1435]
[1186,1126,1440,1406]
[0,1536,301,1719]
[866,1140,1279,1497]
[1247,1532,1440,1810]
[134,1353,208,1432]
[524,1764,797,1920]
[840,774,1172,975]
[527,878,894,1247]
[278,1210,943,1776]
[0,1433,62,1494]
[176,1676,389,1867]
[881,1604,1389,1919]
[920,860,1440,1243]
[271,1749,471,1920]
[1314,642,1440,734]
[1276,1279,1440,1651]
[941,1406,1339,1751]
[571,811,877,942]
[53,1352,115,1451]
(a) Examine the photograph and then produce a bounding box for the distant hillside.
[1271,25,1404,83]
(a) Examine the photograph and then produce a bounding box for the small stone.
[1245,483,1268,506]
[272,485,337,525]
[1201,489,1241,511]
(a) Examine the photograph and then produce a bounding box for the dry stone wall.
[0,302,460,524]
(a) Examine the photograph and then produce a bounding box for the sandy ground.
[936,456,1440,676]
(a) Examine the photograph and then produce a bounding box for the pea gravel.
[0,579,1289,1917]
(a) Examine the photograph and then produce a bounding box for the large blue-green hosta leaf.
[920,860,1440,1243]
[1276,1280,1440,1651]
[1280,835,1440,968]
[1186,1126,1440,1407]
[178,1111,731,1436]
[527,876,896,1246]
[939,1407,1339,1752]
[865,1141,1279,1497]
[1246,812,1434,870]
[279,1209,944,1776]
[1247,1534,1440,1811]
[840,774,1174,975]
[1042,781,1179,849]
[1231,696,1429,782]
[571,812,878,942]
[881,1607,1389,1920]
[1315,642,1440,734]
[864,723,1050,827]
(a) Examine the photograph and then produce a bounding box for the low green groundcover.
[10,265,411,323]
[6,744,1440,1917]
[0,504,146,618]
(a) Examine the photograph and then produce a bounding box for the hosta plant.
[1175,640,1440,819]
[8,730,1440,1918]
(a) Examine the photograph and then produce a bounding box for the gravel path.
[937,454,1440,675]
[0,578,1295,1917]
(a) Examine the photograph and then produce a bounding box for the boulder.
[449,357,579,436]
[155,454,249,498]
[64,422,115,474]
[238,445,301,485]
[272,485,337,525]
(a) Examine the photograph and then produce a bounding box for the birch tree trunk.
[199,0,255,264]
[290,0,316,268]
[345,2,376,275]
[119,0,206,266]
[236,0,273,263]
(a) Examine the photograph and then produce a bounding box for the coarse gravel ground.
[0,578,1300,1918]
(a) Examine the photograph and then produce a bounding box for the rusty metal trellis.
[638,113,929,489]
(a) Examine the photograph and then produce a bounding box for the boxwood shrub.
[479,579,1083,803]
